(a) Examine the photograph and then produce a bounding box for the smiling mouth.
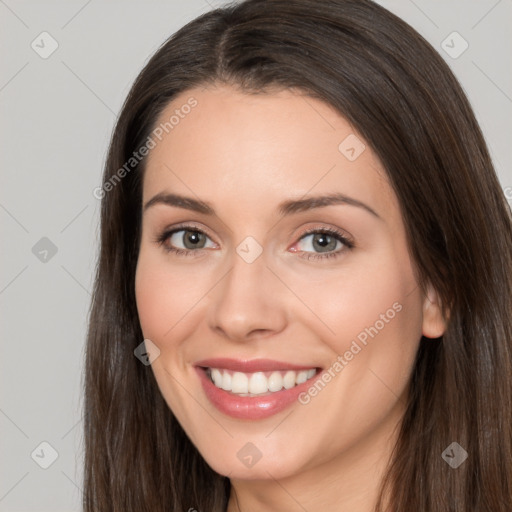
[201,367,321,396]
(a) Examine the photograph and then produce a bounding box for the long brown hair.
[83,0,512,510]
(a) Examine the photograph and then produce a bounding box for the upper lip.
[195,358,320,373]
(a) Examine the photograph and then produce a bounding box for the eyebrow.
[143,192,380,219]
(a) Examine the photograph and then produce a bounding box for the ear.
[422,283,447,339]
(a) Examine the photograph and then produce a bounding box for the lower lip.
[195,367,319,420]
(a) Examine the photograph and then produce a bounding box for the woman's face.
[135,84,445,482]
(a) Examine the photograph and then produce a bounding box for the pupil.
[184,231,205,249]
[313,233,336,252]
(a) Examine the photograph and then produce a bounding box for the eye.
[154,224,354,261]
[154,225,216,257]
[290,227,354,261]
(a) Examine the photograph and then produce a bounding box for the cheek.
[286,250,423,360]
[135,258,172,340]
[134,250,209,341]
[284,256,423,460]
[134,251,205,415]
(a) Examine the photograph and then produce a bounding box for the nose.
[208,246,288,342]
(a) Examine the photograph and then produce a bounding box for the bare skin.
[135,84,446,511]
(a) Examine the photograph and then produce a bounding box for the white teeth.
[283,370,296,389]
[268,371,283,392]
[207,367,318,395]
[211,368,223,387]
[221,371,232,391]
[231,372,249,393]
[248,372,268,394]
[296,370,308,384]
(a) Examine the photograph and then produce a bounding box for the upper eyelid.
[165,223,217,243]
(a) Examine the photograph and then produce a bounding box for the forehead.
[142,84,396,222]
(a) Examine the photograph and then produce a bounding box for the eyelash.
[153,224,354,261]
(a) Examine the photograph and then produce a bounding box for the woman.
[83,0,512,510]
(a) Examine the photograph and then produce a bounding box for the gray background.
[1,0,510,510]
